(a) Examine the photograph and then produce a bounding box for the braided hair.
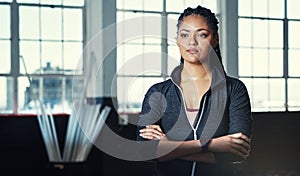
[177,5,222,65]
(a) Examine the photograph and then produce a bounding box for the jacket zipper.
[171,79,208,176]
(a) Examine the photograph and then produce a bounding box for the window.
[116,0,217,113]
[238,0,300,111]
[0,0,84,114]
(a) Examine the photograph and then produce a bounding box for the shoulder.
[225,76,249,95]
[146,79,174,93]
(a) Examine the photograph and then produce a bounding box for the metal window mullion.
[61,7,65,109]
[11,0,20,114]
[38,5,43,102]
[161,0,168,80]
[82,0,87,75]
[283,0,289,111]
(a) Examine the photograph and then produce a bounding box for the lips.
[186,48,199,54]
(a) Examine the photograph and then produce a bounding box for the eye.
[180,33,189,38]
[197,33,208,38]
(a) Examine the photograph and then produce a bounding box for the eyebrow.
[180,28,209,32]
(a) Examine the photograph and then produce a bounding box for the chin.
[188,56,204,63]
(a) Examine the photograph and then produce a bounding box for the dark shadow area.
[0,112,299,176]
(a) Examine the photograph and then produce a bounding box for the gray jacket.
[137,64,252,176]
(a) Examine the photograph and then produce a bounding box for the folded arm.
[139,125,250,162]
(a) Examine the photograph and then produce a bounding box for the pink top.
[186,108,198,127]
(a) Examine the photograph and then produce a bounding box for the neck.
[182,62,211,81]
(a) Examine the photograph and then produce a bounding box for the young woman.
[137,5,252,176]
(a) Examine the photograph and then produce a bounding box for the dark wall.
[0,112,299,176]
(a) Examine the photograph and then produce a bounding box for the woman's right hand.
[208,133,251,159]
[139,125,166,140]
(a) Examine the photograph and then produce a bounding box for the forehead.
[179,15,209,31]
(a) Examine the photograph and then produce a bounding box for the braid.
[177,5,219,36]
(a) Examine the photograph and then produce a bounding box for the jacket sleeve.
[136,84,166,141]
[228,79,253,138]
[215,78,253,164]
[223,78,253,164]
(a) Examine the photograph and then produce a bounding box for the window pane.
[117,0,123,9]
[63,0,84,6]
[288,79,300,111]
[238,48,252,76]
[63,8,82,41]
[289,21,300,48]
[117,44,143,73]
[117,12,143,44]
[41,7,62,40]
[0,5,10,38]
[252,0,268,17]
[63,42,83,74]
[252,48,268,76]
[269,20,283,48]
[40,0,62,5]
[0,40,10,73]
[238,0,251,16]
[144,0,162,11]
[289,49,300,77]
[168,14,179,42]
[238,18,252,47]
[0,0,12,2]
[18,77,31,113]
[269,49,283,76]
[0,77,13,114]
[143,44,162,76]
[193,0,217,13]
[168,45,181,66]
[41,41,62,72]
[20,41,40,74]
[166,0,184,12]
[269,0,284,18]
[185,0,204,9]
[122,0,143,10]
[117,77,164,113]
[19,6,39,39]
[267,79,285,111]
[287,0,300,19]
[247,78,285,112]
[19,77,72,113]
[144,14,161,44]
[117,44,161,76]
[17,0,39,3]
[253,19,268,47]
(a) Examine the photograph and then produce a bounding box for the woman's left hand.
[139,125,165,140]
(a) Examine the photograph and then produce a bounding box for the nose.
[188,36,197,46]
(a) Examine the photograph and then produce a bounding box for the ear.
[212,33,219,48]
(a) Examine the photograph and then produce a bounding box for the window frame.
[0,0,86,114]
[238,0,300,112]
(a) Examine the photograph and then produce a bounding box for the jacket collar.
[170,61,226,89]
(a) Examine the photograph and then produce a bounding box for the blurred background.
[0,0,299,175]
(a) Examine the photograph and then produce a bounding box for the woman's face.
[177,15,218,64]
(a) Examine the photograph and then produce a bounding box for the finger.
[140,134,156,140]
[146,125,163,132]
[140,131,164,140]
[230,147,249,159]
[231,138,251,151]
[231,143,250,157]
[239,133,251,143]
[231,133,251,143]
[140,128,164,137]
